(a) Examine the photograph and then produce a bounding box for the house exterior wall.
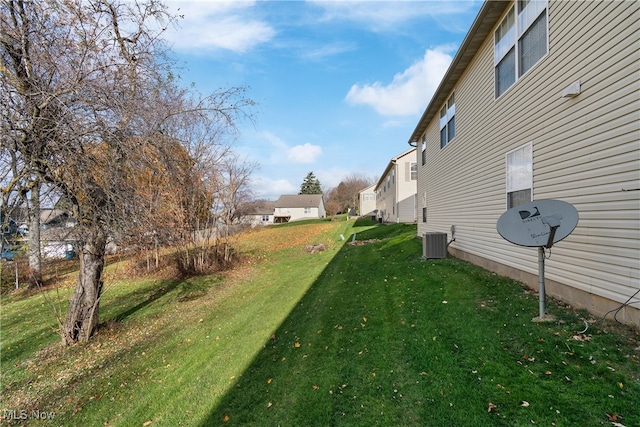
[359,184,377,216]
[275,207,320,221]
[245,214,274,227]
[317,200,326,219]
[397,157,418,223]
[42,242,73,259]
[376,148,417,223]
[415,0,639,326]
[375,173,394,223]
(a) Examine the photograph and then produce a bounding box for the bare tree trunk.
[61,227,107,345]
[28,180,42,288]
[154,234,159,268]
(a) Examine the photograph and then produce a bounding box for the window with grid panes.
[439,93,455,148]
[506,142,532,208]
[495,1,548,98]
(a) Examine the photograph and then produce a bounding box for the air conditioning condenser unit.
[423,232,447,259]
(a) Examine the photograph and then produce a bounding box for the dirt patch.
[347,239,380,246]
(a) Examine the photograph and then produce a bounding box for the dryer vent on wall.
[423,232,448,259]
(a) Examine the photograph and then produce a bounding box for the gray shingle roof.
[274,194,323,208]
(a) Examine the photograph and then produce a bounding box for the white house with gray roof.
[273,194,326,223]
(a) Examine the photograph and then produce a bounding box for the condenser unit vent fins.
[422,232,447,259]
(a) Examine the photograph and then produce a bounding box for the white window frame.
[439,93,456,148]
[494,0,548,98]
[506,142,533,208]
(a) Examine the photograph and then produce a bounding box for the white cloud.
[309,0,476,31]
[259,131,322,164]
[261,130,288,151]
[345,45,455,116]
[251,175,296,199]
[163,1,275,53]
[300,41,357,61]
[287,143,323,164]
[315,167,349,190]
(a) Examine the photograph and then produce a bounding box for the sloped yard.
[1,219,638,426]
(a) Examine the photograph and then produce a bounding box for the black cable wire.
[602,288,640,323]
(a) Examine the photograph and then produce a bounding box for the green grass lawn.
[1,218,638,426]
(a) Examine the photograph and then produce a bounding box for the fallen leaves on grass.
[239,223,336,253]
[4,316,167,419]
[606,413,622,422]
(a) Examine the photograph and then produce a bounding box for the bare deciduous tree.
[215,153,258,261]
[0,0,254,344]
[325,173,374,215]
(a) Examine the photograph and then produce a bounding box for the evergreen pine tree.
[299,172,322,194]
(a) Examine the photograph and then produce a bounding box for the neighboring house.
[273,194,326,223]
[40,209,78,258]
[374,147,417,223]
[41,226,77,259]
[408,1,639,326]
[40,209,76,230]
[1,213,21,260]
[242,201,276,227]
[2,208,78,259]
[358,184,377,218]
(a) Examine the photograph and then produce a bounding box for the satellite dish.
[496,199,579,322]
[497,199,579,248]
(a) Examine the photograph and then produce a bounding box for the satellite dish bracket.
[541,214,562,248]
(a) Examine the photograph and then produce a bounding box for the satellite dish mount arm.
[541,214,562,249]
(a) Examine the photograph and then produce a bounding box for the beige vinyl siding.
[416,0,639,319]
[533,0,639,299]
[359,185,377,216]
[377,149,417,223]
[287,207,319,221]
[397,156,417,223]
[376,170,395,223]
[397,195,416,223]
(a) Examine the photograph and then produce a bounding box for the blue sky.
[162,0,483,200]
